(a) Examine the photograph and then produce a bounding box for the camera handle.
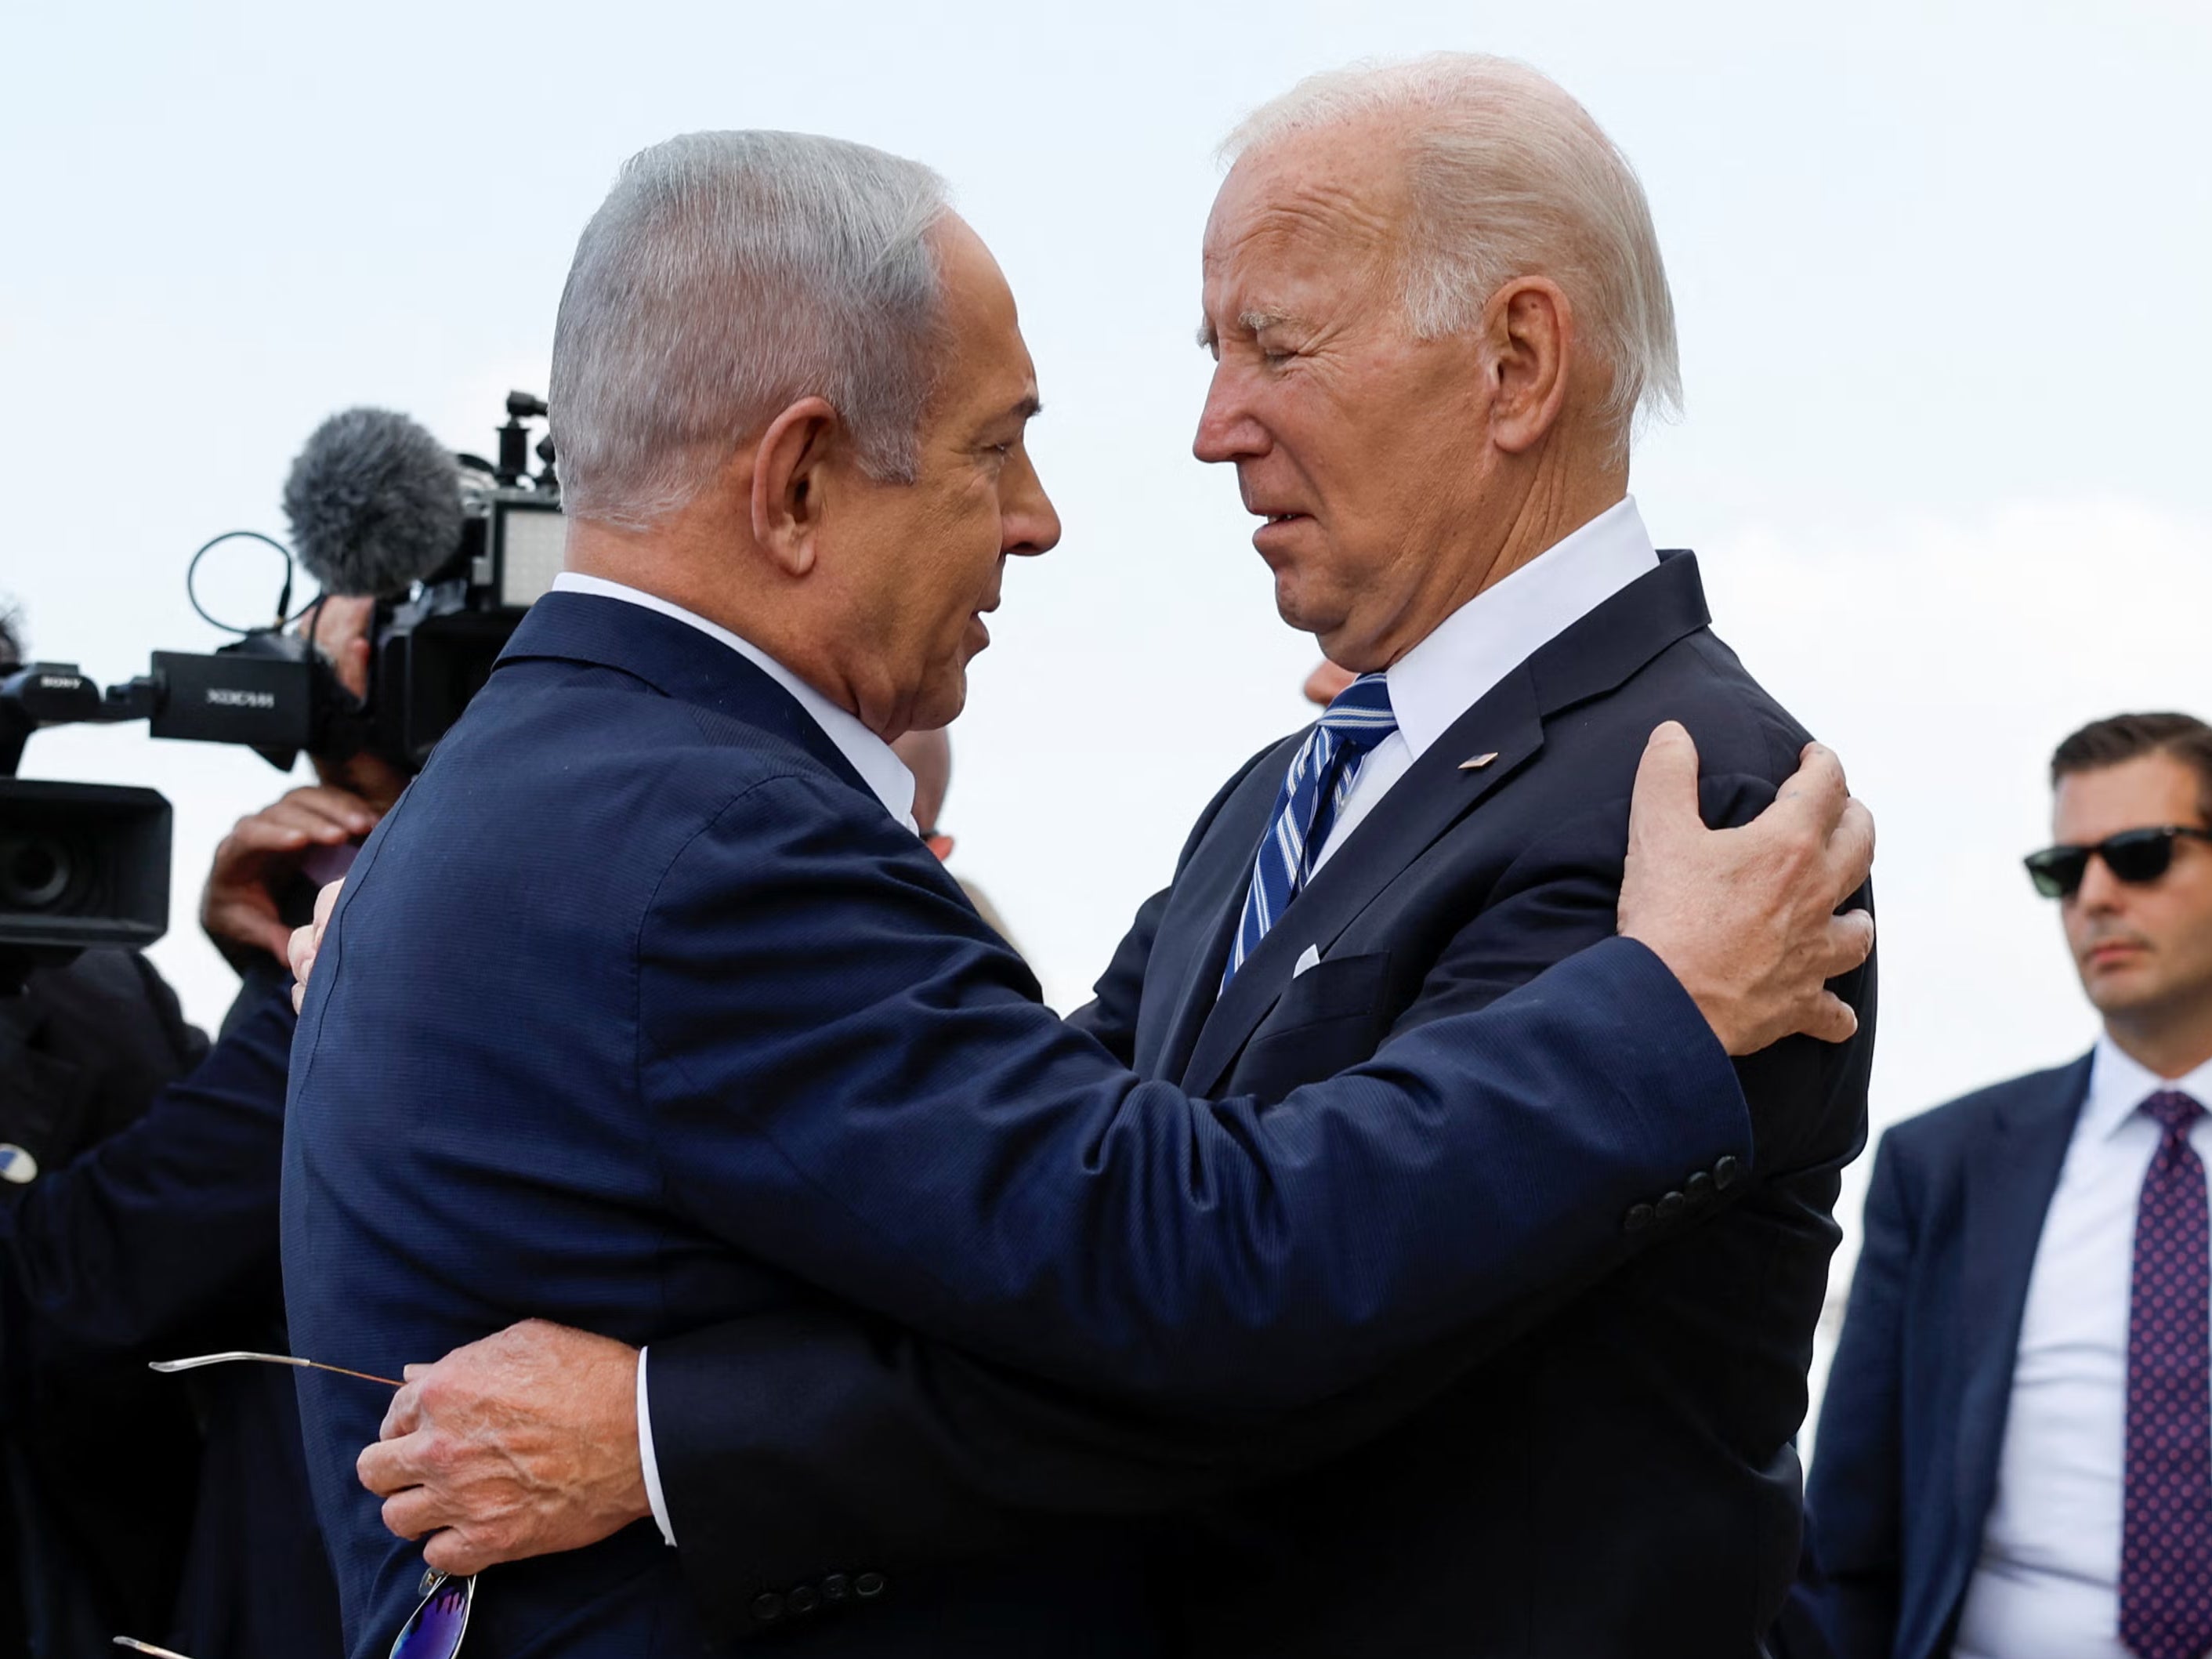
[0,665,154,778]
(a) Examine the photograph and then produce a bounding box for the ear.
[1480,277,1576,455]
[749,397,843,578]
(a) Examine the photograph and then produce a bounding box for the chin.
[2086,972,2161,1016]
[911,676,968,734]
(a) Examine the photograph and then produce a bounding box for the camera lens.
[0,833,73,911]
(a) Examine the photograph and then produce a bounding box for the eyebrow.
[1194,309,1298,351]
[1003,393,1042,422]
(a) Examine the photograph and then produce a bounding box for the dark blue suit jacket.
[282,589,1760,1658]
[1804,1056,2094,1659]
[638,551,1876,1657]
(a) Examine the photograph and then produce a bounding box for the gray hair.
[1224,55,1682,443]
[0,599,20,669]
[551,131,953,530]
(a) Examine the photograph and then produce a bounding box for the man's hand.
[288,878,346,1013]
[357,1320,652,1578]
[1619,722,1876,1056]
[201,787,379,969]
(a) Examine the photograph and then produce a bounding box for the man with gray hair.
[295,78,1871,1659]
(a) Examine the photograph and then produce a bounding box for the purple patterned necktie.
[2121,1088,2212,1659]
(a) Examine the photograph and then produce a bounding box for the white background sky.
[5,1,2208,1415]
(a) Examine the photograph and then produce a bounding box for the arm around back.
[649,765,1860,1609]
[642,771,1750,1411]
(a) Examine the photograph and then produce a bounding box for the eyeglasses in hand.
[147,1350,477,1659]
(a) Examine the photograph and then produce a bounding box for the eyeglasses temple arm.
[148,1351,403,1388]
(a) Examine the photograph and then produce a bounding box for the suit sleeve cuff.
[638,1345,677,1547]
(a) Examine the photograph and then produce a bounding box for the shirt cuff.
[637,1346,676,1548]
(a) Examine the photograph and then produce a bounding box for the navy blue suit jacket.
[282,589,1760,1658]
[1804,1056,2094,1659]
[639,550,1876,1657]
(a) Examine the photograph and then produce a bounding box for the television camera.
[1,393,563,984]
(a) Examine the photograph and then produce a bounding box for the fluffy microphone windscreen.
[281,408,465,596]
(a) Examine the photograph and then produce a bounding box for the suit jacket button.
[1685,1171,1715,1204]
[822,1574,852,1602]
[788,1586,819,1615]
[1655,1190,1686,1222]
[1714,1154,1742,1190]
[751,1592,785,1624]
[856,1572,888,1599]
[1624,1203,1654,1233]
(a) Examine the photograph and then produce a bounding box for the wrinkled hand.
[201,787,379,969]
[357,1320,651,1578]
[288,878,346,1014]
[1618,722,1876,1056]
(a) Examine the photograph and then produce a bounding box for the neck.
[563,516,873,727]
[2105,1003,2212,1081]
[1373,433,1627,668]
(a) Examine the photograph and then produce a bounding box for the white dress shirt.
[1309,496,1659,874]
[550,571,918,1549]
[1953,1038,2212,1659]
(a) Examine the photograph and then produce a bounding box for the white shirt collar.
[549,571,917,830]
[1382,496,1660,761]
[2083,1030,2212,1143]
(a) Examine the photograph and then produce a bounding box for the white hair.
[1224,55,1682,443]
[550,130,952,530]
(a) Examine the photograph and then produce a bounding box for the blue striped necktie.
[1220,672,1397,992]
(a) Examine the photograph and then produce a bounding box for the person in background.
[0,601,205,1657]
[1301,660,1355,708]
[1807,712,2212,1659]
[889,725,1019,952]
[201,596,407,1031]
[0,595,399,1657]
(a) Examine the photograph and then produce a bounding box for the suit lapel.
[1180,670,1544,1096]
[1953,1056,2094,1529]
[1174,549,1714,1100]
[1135,740,1301,1084]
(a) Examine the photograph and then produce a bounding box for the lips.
[2086,940,2148,969]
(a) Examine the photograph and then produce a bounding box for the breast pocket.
[1236,951,1395,1103]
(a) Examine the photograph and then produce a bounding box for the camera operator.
[0,597,403,1656]
[0,602,208,1658]
[200,596,407,1029]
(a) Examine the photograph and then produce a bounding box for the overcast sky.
[5,0,2208,1407]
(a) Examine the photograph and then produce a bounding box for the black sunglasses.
[2023,825,2212,899]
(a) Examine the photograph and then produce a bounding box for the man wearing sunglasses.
[1806,712,2212,1659]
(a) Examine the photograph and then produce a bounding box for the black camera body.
[0,666,172,979]
[0,394,561,978]
[363,476,563,770]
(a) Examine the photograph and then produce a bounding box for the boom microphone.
[281,408,465,596]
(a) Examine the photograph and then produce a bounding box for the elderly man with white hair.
[295,56,1874,1659]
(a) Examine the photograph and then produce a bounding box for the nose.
[1193,361,1267,465]
[1002,446,1060,559]
[2072,852,2127,916]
